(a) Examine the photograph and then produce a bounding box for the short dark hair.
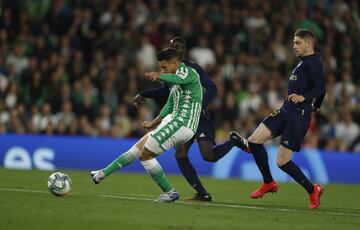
[157,48,180,61]
[169,37,186,59]
[294,29,316,44]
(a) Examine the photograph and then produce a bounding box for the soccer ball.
[47,172,72,196]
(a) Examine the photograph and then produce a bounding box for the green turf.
[0,168,359,230]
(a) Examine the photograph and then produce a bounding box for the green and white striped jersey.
[158,63,203,132]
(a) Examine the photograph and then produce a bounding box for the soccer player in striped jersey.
[90,48,203,202]
[135,37,243,201]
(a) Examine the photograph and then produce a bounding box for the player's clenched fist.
[145,72,160,81]
[142,120,155,130]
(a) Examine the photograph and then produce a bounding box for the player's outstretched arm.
[159,72,195,85]
[145,70,195,85]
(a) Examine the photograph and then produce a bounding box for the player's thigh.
[248,123,273,144]
[174,137,194,158]
[146,121,195,155]
[194,116,215,144]
[280,109,311,152]
[144,118,174,155]
[249,109,286,144]
[194,116,216,159]
[135,133,150,150]
[277,144,293,166]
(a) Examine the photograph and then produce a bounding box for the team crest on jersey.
[176,67,188,79]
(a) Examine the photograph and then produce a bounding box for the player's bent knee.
[198,140,217,162]
[277,145,293,167]
[248,135,262,144]
[276,160,285,167]
[136,134,149,150]
[139,155,153,161]
[276,158,289,167]
[277,155,286,167]
[174,147,188,159]
[139,147,156,161]
[201,153,217,162]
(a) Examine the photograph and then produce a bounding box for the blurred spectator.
[136,36,157,71]
[239,75,262,118]
[189,36,216,69]
[6,43,29,74]
[335,112,360,150]
[4,82,19,109]
[55,100,75,127]
[31,103,55,133]
[111,104,132,138]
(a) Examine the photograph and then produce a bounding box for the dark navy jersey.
[140,58,217,109]
[183,59,217,108]
[284,54,326,111]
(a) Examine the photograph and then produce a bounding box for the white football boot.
[155,189,180,202]
[90,170,106,184]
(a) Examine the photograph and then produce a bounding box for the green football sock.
[141,159,173,192]
[102,146,139,176]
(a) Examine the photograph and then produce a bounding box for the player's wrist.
[137,92,144,99]
[311,104,319,112]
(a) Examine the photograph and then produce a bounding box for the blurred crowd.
[0,0,359,153]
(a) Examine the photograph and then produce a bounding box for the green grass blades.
[0,169,359,230]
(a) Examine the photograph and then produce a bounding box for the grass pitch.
[0,169,359,230]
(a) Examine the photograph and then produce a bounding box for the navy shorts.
[194,109,215,143]
[262,107,311,152]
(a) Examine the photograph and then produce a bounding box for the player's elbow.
[200,150,218,162]
[202,155,217,162]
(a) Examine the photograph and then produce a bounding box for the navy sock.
[248,142,273,183]
[212,140,235,161]
[176,157,208,195]
[279,160,314,194]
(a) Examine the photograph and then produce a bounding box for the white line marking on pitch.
[1,188,359,218]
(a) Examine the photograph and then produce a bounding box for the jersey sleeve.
[159,93,173,118]
[313,93,325,109]
[159,66,196,85]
